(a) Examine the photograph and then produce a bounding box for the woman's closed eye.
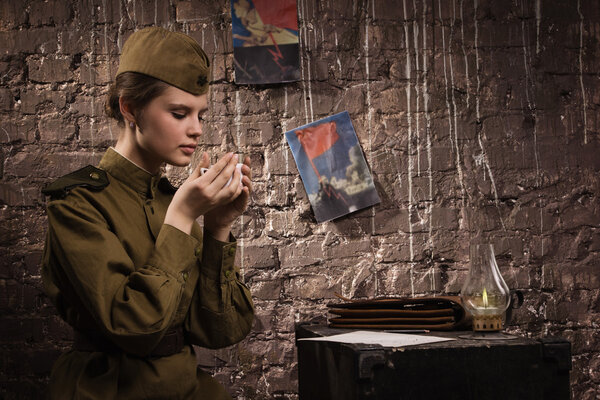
[172,112,185,120]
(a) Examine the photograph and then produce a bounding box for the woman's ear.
[119,97,136,126]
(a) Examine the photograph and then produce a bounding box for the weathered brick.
[77,118,117,147]
[0,183,44,207]
[29,0,72,26]
[0,2,27,29]
[5,150,102,179]
[248,277,283,301]
[176,0,225,22]
[0,119,37,143]
[0,28,58,56]
[242,244,279,269]
[0,317,45,343]
[20,90,67,114]
[79,59,115,85]
[264,146,297,175]
[0,88,13,111]
[285,272,341,299]
[373,208,409,234]
[278,240,323,269]
[38,114,76,143]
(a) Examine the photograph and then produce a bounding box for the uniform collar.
[98,147,161,196]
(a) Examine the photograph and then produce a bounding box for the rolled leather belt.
[73,327,185,357]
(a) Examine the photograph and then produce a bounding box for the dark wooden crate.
[296,325,571,400]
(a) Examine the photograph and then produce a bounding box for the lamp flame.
[482,287,488,308]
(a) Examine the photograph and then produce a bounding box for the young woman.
[41,27,254,399]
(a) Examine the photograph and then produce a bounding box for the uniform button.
[224,270,232,279]
[89,172,100,180]
[228,247,236,256]
[182,271,189,281]
[194,247,202,257]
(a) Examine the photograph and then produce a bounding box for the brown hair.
[105,72,170,127]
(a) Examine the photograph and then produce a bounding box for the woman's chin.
[169,161,191,168]
[166,155,193,168]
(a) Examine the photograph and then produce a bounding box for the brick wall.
[1,0,599,399]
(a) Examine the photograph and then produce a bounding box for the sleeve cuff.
[146,224,199,281]
[200,233,237,282]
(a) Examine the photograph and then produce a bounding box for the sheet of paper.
[297,330,455,347]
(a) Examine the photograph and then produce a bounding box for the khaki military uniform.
[42,148,254,399]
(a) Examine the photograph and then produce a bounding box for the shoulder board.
[42,165,109,199]
[157,177,178,194]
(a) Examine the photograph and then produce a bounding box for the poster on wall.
[231,0,301,84]
[285,111,381,223]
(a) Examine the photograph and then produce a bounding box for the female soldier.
[41,27,254,399]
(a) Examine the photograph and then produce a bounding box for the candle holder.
[459,243,517,340]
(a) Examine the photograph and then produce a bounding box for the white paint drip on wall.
[300,0,314,122]
[102,0,113,141]
[521,22,533,110]
[474,0,481,122]
[313,21,318,51]
[520,1,541,189]
[234,91,244,273]
[460,0,470,109]
[212,29,218,53]
[474,0,506,231]
[88,5,96,156]
[154,0,158,26]
[371,0,376,20]
[449,1,467,204]
[365,0,375,235]
[320,26,325,57]
[536,0,541,54]
[131,0,137,27]
[422,0,435,291]
[334,31,342,77]
[439,0,466,205]
[282,87,290,232]
[117,0,124,50]
[403,0,415,298]
[298,0,309,124]
[412,0,421,177]
[577,0,588,144]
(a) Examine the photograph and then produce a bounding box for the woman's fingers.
[200,152,234,183]
[240,156,252,192]
[188,152,209,180]
[189,153,253,212]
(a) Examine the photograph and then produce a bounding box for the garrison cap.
[116,27,210,95]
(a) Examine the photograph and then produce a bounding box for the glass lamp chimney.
[461,244,510,331]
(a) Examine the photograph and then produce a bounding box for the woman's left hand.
[203,155,252,240]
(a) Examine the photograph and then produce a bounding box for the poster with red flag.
[231,0,300,84]
[285,111,380,222]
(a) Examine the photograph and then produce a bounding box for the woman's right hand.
[164,152,243,235]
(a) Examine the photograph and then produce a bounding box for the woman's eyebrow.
[167,103,191,110]
[168,103,208,112]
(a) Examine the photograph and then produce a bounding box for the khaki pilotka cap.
[116,27,211,95]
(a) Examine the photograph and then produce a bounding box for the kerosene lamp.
[460,243,516,339]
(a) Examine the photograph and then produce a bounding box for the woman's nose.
[188,119,202,137]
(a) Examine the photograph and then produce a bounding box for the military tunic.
[42,148,254,399]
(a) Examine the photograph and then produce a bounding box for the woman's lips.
[180,145,196,155]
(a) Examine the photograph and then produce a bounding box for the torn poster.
[231,0,300,84]
[285,111,381,223]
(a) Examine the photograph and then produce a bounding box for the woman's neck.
[114,130,161,174]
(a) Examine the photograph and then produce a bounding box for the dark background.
[1,0,599,399]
